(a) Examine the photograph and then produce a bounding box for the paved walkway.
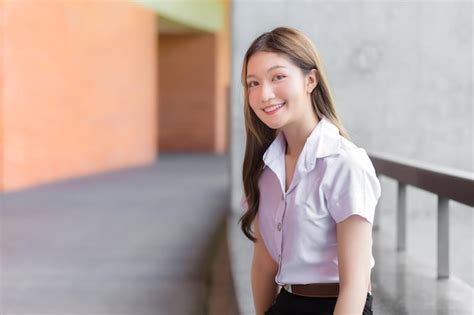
[2,153,471,315]
[1,153,232,315]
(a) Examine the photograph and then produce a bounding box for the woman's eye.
[274,75,286,81]
[247,81,258,87]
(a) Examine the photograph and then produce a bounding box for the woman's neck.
[282,113,320,158]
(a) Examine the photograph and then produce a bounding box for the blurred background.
[0,0,472,314]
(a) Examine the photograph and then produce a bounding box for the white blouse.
[241,115,381,285]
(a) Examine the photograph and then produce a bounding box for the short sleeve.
[325,155,381,224]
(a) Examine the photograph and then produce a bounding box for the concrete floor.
[371,231,473,315]
[1,153,472,315]
[0,153,233,315]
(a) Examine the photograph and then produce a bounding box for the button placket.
[275,191,288,283]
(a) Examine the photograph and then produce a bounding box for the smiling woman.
[245,51,317,130]
[238,27,381,315]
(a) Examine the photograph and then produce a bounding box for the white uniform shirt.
[242,115,381,285]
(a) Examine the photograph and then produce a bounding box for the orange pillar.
[0,0,158,192]
[158,33,216,152]
[214,0,230,154]
[0,0,4,191]
[158,0,229,154]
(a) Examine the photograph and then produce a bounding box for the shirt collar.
[262,115,341,171]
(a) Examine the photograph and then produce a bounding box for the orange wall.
[0,0,4,190]
[158,33,215,151]
[158,4,229,153]
[214,0,230,154]
[1,0,158,192]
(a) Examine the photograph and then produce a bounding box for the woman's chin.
[263,120,284,130]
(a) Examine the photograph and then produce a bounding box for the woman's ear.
[306,69,318,94]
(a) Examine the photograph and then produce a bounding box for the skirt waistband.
[282,282,372,298]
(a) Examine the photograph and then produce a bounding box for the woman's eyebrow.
[246,65,287,79]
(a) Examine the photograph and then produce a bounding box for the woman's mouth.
[263,102,285,114]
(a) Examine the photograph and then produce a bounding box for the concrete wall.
[231,1,472,210]
[1,0,158,191]
[230,0,472,286]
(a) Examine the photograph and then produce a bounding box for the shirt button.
[278,254,281,260]
[277,222,282,231]
[281,193,285,200]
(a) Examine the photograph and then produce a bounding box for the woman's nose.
[260,82,275,103]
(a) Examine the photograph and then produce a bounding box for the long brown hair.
[238,27,350,242]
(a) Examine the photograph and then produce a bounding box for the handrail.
[369,152,474,207]
[368,151,474,279]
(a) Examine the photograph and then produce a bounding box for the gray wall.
[229,0,472,285]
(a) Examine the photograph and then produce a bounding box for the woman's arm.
[334,214,373,315]
[251,215,279,315]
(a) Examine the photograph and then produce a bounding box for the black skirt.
[264,287,373,315]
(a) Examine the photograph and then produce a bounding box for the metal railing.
[368,152,474,279]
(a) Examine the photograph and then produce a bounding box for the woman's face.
[246,51,313,130]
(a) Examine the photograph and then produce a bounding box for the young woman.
[239,27,381,315]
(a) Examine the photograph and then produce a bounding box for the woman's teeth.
[263,102,285,113]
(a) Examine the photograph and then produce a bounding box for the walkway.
[0,153,236,315]
[1,153,471,314]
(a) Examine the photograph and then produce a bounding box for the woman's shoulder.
[324,136,376,175]
[320,137,381,203]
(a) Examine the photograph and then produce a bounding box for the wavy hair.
[238,27,350,242]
